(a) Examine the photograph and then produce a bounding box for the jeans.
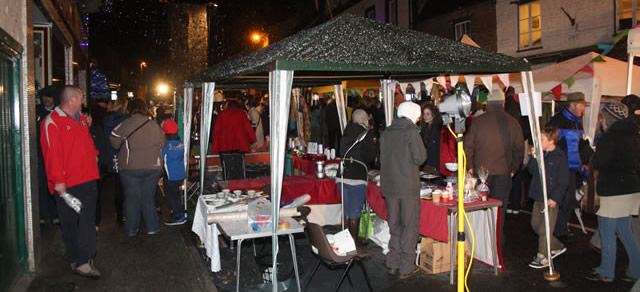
[337,182,366,219]
[54,180,97,265]
[120,169,162,235]
[163,174,185,220]
[596,215,640,279]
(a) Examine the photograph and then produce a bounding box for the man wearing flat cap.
[547,92,594,241]
[465,88,524,246]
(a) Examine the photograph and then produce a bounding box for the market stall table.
[220,175,342,225]
[289,155,339,175]
[217,217,305,292]
[366,182,503,284]
[191,194,246,272]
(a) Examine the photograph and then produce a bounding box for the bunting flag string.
[463,75,475,94]
[436,76,447,89]
[580,65,594,76]
[498,73,510,89]
[551,85,563,100]
[564,76,575,88]
[449,75,459,87]
[544,27,632,98]
[479,75,493,92]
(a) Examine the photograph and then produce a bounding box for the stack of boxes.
[417,237,469,274]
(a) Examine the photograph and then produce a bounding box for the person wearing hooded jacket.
[380,101,427,279]
[161,119,187,225]
[337,109,377,242]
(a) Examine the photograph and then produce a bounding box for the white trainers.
[74,260,101,279]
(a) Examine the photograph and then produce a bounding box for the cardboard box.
[418,238,452,274]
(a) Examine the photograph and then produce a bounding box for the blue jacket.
[162,138,186,181]
[547,109,593,173]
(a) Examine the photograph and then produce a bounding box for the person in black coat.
[419,103,442,175]
[36,85,60,224]
[527,126,569,268]
[338,109,377,242]
[586,103,640,282]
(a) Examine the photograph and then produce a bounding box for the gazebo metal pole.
[200,83,215,195]
[521,70,559,281]
[183,87,194,212]
[269,70,294,292]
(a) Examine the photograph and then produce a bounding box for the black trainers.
[585,269,614,283]
[164,215,187,226]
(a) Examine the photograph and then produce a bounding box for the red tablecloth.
[366,181,501,243]
[225,175,340,205]
[290,156,339,174]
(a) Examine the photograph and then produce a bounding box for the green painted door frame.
[0,28,26,290]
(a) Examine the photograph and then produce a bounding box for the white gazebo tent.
[510,52,640,140]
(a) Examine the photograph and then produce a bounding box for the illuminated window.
[617,0,640,30]
[455,20,471,41]
[518,1,542,49]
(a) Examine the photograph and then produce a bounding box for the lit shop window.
[519,1,542,49]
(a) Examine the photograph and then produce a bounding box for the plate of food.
[420,174,440,180]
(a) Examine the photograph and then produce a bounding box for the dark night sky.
[89,0,306,88]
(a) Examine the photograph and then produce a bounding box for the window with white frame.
[518,1,542,49]
[454,20,471,41]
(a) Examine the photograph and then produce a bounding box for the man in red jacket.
[211,100,256,179]
[41,86,101,279]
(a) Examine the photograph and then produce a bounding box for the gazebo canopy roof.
[186,14,530,88]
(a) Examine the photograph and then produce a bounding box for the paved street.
[27,175,637,291]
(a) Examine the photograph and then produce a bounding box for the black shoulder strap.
[125,119,151,139]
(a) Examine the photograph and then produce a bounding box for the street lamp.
[157,83,169,95]
[140,61,147,76]
[250,32,269,48]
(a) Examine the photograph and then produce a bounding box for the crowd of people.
[38,86,188,279]
[36,83,640,284]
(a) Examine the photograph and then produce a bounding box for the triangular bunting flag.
[580,65,594,76]
[479,75,493,91]
[399,82,408,94]
[597,44,614,56]
[411,82,420,96]
[564,76,575,88]
[436,76,447,89]
[591,55,606,63]
[613,29,629,44]
[424,79,434,94]
[463,75,475,94]
[551,85,563,100]
[498,74,510,89]
[450,75,459,87]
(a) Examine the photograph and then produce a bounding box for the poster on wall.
[34,25,51,95]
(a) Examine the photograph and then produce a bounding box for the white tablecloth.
[191,195,246,272]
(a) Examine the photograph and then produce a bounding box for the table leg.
[236,238,244,292]
[449,213,455,285]
[288,234,301,292]
[488,208,498,275]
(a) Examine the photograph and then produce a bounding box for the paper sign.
[518,92,542,117]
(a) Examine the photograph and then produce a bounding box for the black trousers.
[488,175,512,245]
[554,171,577,237]
[54,180,98,265]
[163,174,185,220]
